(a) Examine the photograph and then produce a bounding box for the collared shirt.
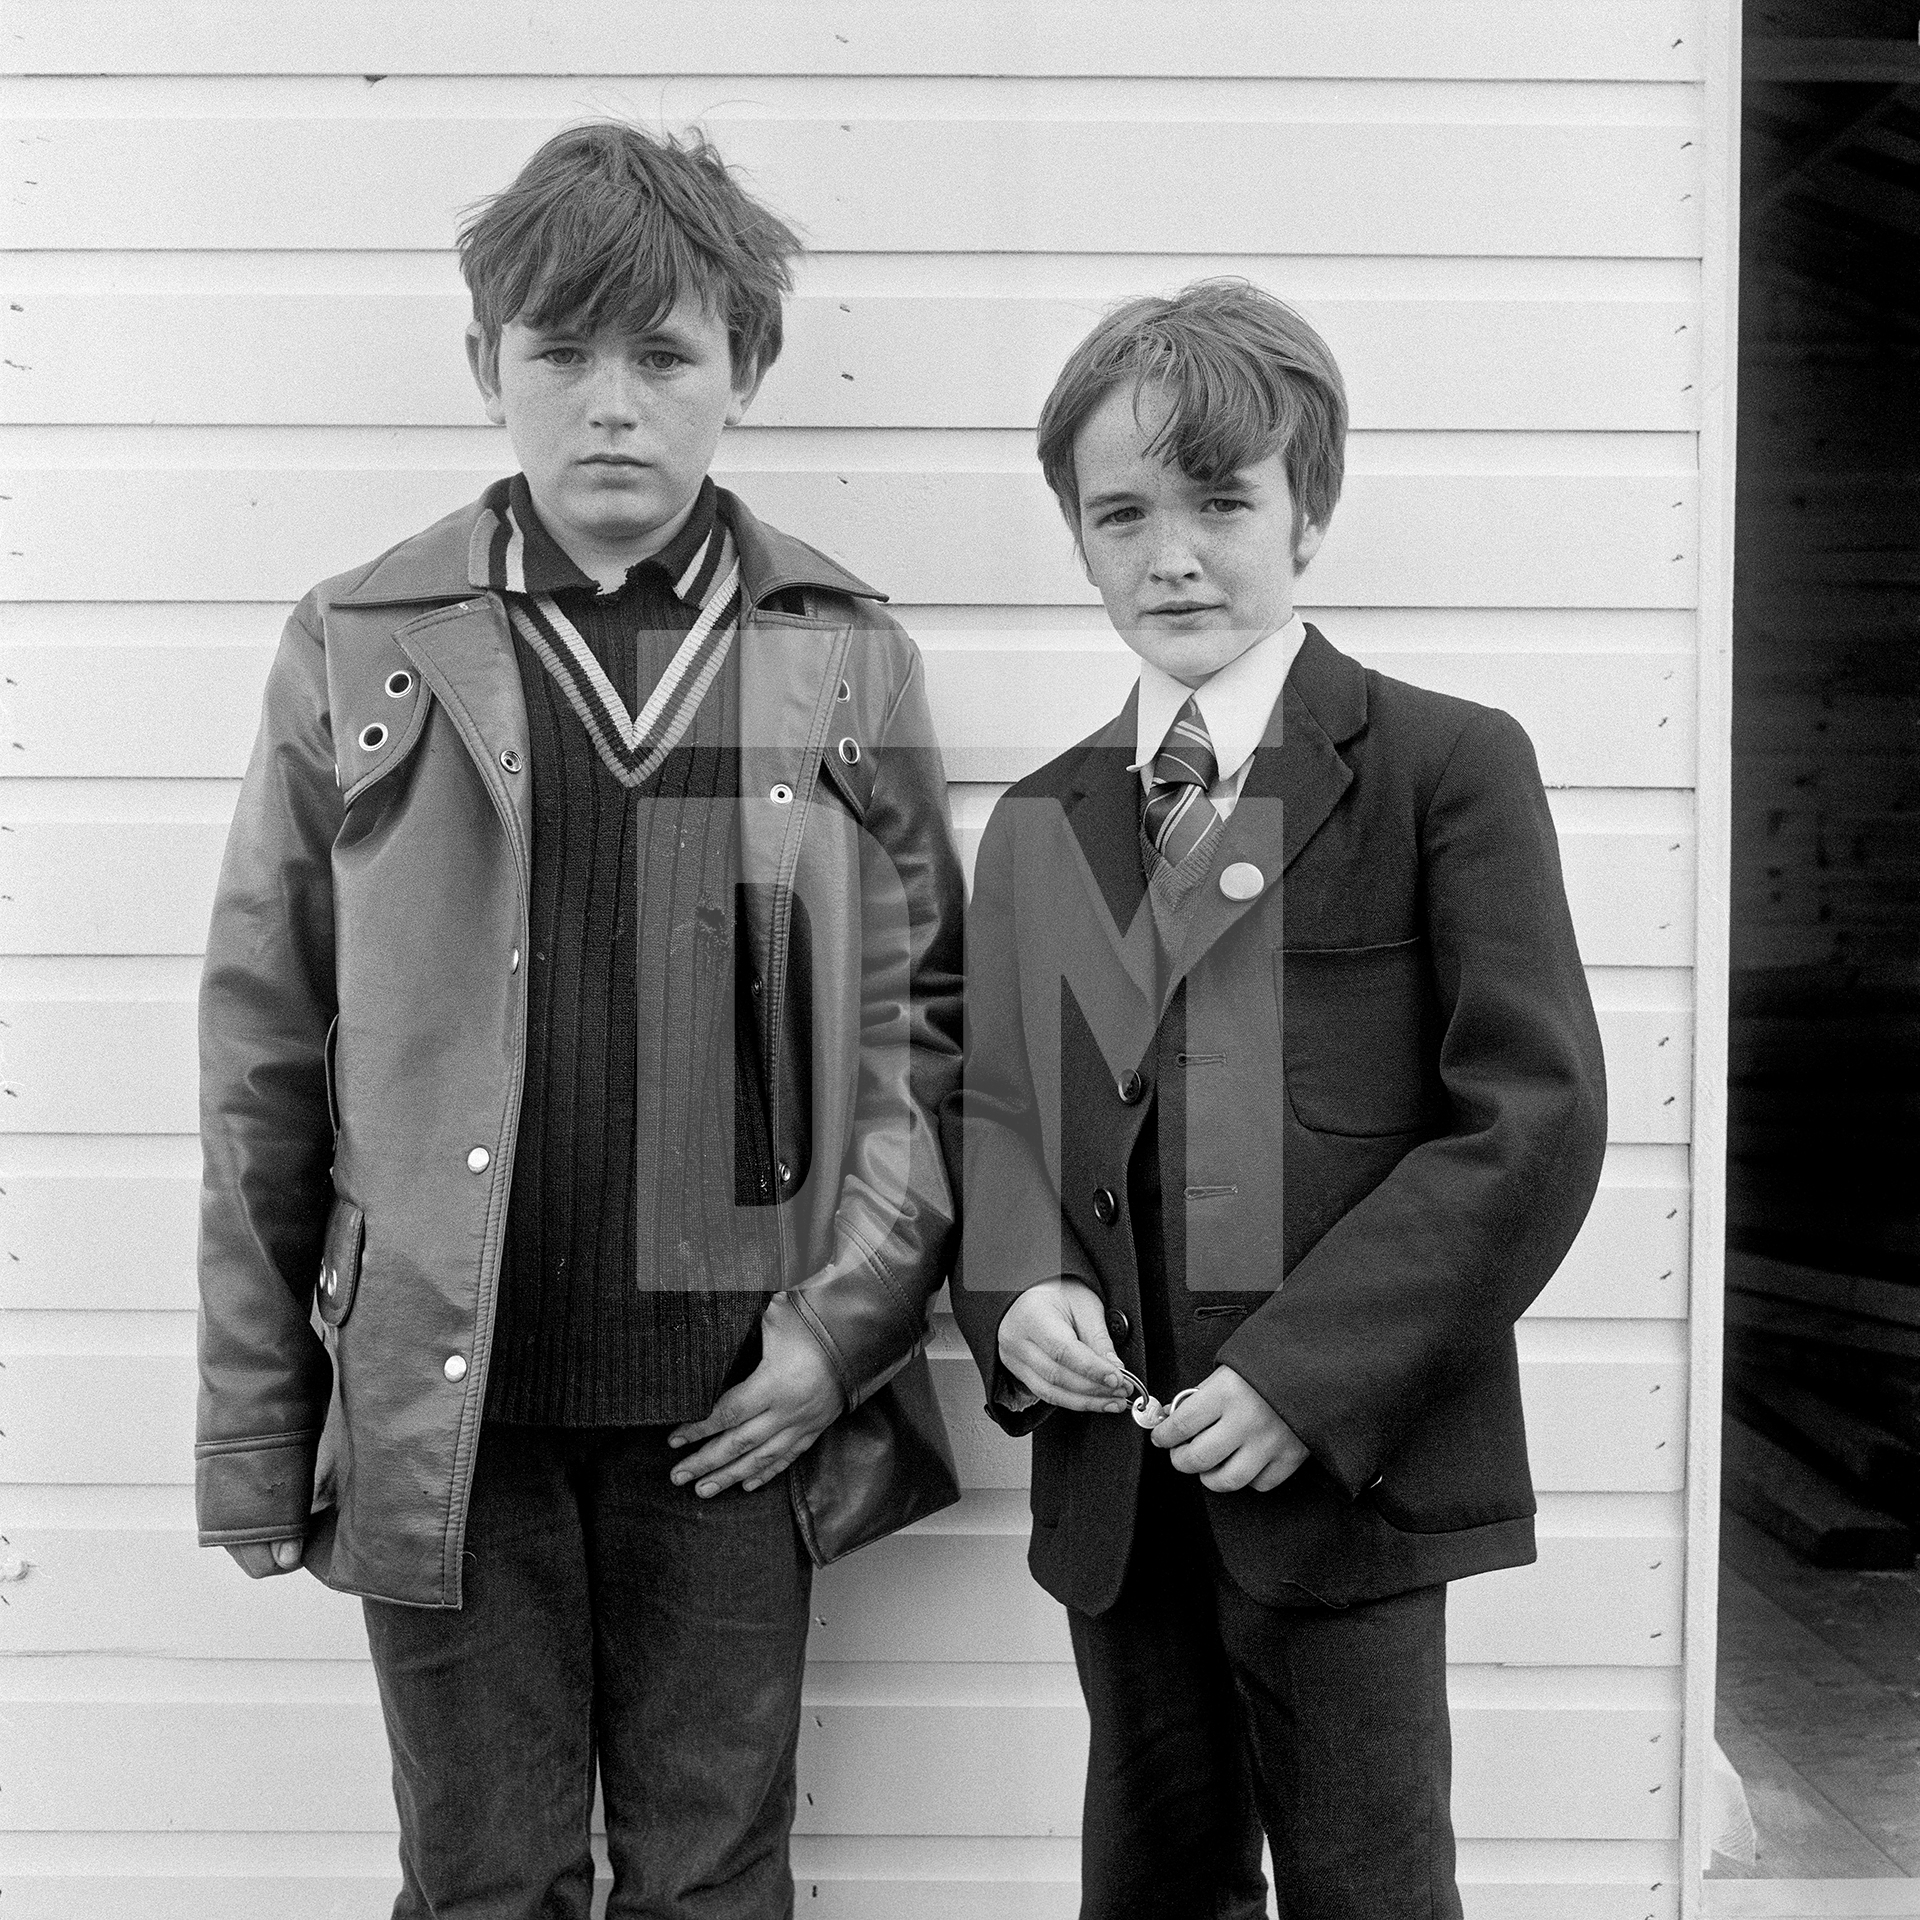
[1131,615,1307,819]
[470,472,723,611]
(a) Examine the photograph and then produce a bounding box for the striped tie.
[1142,697,1221,881]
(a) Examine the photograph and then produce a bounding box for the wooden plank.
[1535,1181,1690,1321]
[0,994,1692,1144]
[2,2,1705,79]
[1727,1251,1920,1337]
[0,816,1693,968]
[0,468,1705,609]
[0,1165,1690,1321]
[0,1350,1686,1493]
[2,1524,1681,1668]
[2,117,1702,258]
[0,1871,1689,1920]
[0,640,1699,788]
[1705,1879,1920,1917]
[1721,1419,1913,1572]
[0,1697,1678,1838]
[1,294,1702,433]
[1728,1375,1920,1522]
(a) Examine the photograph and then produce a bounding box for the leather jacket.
[195,486,966,1606]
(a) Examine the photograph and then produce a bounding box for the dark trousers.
[361,1424,813,1920]
[1069,1447,1462,1920]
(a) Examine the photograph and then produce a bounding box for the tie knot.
[1153,698,1217,794]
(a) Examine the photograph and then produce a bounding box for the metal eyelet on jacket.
[385,670,413,698]
[837,678,851,702]
[358,723,388,753]
[499,747,523,774]
[837,737,861,766]
[770,783,794,804]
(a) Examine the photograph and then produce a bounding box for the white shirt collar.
[1132,616,1307,785]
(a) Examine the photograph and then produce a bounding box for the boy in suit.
[196,122,964,1918]
[945,280,1607,1918]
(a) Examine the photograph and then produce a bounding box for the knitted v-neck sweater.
[481,477,781,1427]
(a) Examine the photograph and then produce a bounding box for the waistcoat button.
[1116,1069,1145,1104]
[1105,1308,1132,1346]
[1091,1186,1118,1225]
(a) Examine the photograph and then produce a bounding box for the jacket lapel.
[393,597,534,874]
[1060,694,1158,1008]
[1168,625,1367,991]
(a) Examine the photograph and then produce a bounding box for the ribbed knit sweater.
[481,477,781,1427]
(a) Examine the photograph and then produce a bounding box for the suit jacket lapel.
[1168,625,1366,991]
[1060,693,1158,1007]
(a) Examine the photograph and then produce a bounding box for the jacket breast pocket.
[317,1197,364,1328]
[1276,938,1444,1137]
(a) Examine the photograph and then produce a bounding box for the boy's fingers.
[1151,1389,1224,1449]
[272,1538,304,1570]
[1165,1419,1238,1475]
[1041,1332,1124,1391]
[1251,1453,1303,1493]
[672,1409,776,1486]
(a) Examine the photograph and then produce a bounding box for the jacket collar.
[331,481,885,614]
[1055,623,1369,1002]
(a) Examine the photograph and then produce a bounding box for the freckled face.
[1071,382,1323,688]
[467,295,753,579]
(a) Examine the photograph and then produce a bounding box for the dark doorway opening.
[1717,0,1920,1887]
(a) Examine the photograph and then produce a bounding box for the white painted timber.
[3,2,1706,80]
[0,1691,1677,1839]
[4,117,1702,258]
[0,991,1693,1142]
[0,1154,1688,1319]
[0,816,1695,968]
[0,10,1734,1912]
[0,468,1703,608]
[2,1518,1682,1668]
[0,1347,1684,1495]
[1,294,1703,432]
[0,638,1699,785]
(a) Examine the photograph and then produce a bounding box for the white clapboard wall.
[0,7,1738,1917]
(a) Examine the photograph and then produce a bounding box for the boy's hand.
[997,1279,1133,1414]
[668,1294,845,1498]
[226,1538,305,1579]
[1152,1366,1308,1492]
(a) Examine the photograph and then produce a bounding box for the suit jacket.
[943,626,1607,1614]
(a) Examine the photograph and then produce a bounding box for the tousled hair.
[1037,280,1348,564]
[458,121,803,388]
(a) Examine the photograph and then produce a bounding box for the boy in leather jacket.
[196,121,964,1919]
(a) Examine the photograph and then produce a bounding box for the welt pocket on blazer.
[1274,937,1445,1138]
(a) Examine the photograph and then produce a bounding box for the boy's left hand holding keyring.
[1135,1365,1310,1494]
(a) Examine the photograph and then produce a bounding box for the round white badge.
[1219,861,1265,901]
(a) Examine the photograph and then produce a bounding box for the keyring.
[1116,1370,1197,1430]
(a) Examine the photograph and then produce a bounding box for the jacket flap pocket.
[1276,937,1444,1137]
[317,1198,365,1328]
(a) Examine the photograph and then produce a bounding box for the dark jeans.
[361,1424,812,1920]
[1069,1448,1462,1920]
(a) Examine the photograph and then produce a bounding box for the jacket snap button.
[1091,1186,1118,1225]
[1116,1069,1145,1104]
[770,783,794,805]
[499,748,523,774]
[508,948,520,973]
[466,1147,491,1174]
[1106,1309,1131,1346]
[777,1159,794,1186]
[443,1354,468,1383]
